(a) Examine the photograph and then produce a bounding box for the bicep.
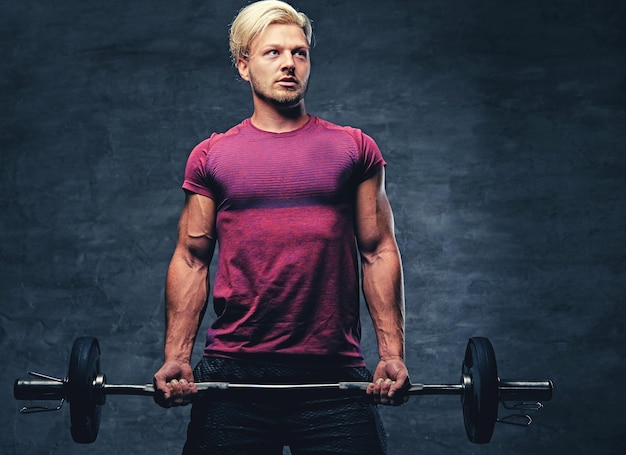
[175,193,217,263]
[355,168,397,256]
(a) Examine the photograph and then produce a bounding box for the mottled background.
[1,0,624,453]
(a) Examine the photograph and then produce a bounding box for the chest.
[207,135,359,209]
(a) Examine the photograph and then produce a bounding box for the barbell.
[14,336,553,445]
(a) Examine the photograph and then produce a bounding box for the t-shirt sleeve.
[349,128,386,182]
[182,136,217,200]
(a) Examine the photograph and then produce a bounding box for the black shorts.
[182,357,387,455]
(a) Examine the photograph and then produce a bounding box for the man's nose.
[281,52,296,71]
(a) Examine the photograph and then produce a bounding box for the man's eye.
[267,50,279,56]
[294,50,308,58]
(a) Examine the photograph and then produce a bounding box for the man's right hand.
[153,361,198,408]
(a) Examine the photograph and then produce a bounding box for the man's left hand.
[366,357,410,406]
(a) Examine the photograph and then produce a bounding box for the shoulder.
[310,116,379,150]
[185,120,251,175]
[193,119,250,153]
[308,116,385,179]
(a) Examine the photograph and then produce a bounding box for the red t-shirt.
[183,115,386,368]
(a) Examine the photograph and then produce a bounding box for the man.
[153,1,409,453]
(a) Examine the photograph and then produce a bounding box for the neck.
[249,98,309,133]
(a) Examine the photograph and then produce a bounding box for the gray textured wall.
[2,0,625,453]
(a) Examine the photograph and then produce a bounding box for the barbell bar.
[14,336,553,445]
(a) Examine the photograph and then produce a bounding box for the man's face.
[238,23,311,108]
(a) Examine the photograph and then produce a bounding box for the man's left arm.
[355,167,410,405]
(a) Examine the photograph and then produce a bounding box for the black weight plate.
[461,337,499,444]
[68,337,102,443]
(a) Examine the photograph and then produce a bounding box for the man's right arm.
[153,193,217,408]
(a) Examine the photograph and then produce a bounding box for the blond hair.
[229,0,313,65]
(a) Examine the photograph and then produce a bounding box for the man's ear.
[237,57,250,81]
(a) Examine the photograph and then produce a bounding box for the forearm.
[163,250,210,364]
[362,246,405,360]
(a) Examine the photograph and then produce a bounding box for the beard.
[249,71,309,108]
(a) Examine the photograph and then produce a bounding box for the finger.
[371,378,387,404]
[368,378,383,403]
[380,378,393,404]
[169,379,185,406]
[388,384,410,406]
[153,372,170,393]
[365,382,376,398]
[389,377,408,397]
[171,378,199,406]
[374,378,385,400]
[153,383,172,408]
[178,379,195,404]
